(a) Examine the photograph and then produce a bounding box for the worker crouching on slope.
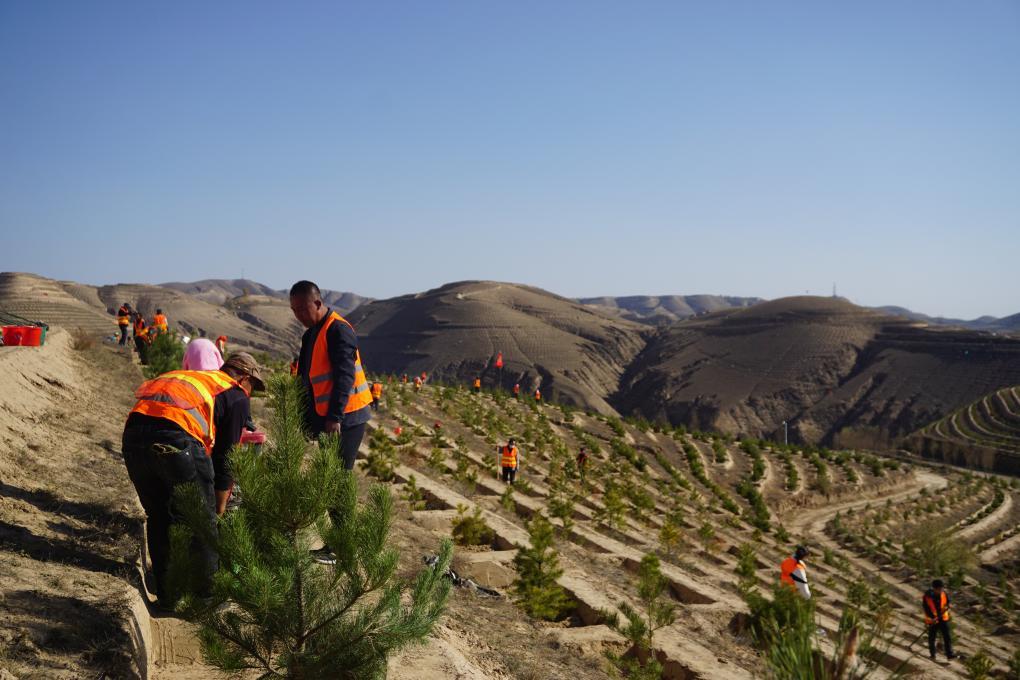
[780,545,811,600]
[121,352,264,605]
[498,438,521,485]
[923,579,956,662]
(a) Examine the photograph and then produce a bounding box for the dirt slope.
[348,280,650,415]
[616,296,1020,447]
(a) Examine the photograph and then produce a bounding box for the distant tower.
[832,283,837,298]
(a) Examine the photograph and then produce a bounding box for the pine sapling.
[607,553,676,679]
[512,513,573,621]
[168,375,451,679]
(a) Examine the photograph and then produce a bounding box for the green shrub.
[144,332,185,378]
[451,504,494,546]
[512,514,573,621]
[964,650,994,680]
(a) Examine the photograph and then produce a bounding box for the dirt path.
[980,528,1020,563]
[956,491,1012,540]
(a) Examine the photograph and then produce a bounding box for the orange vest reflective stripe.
[501,445,518,468]
[310,311,372,417]
[923,591,950,624]
[780,557,806,588]
[371,382,383,398]
[129,370,239,455]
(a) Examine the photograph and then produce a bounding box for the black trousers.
[338,422,366,470]
[371,397,379,412]
[122,425,217,600]
[119,325,128,345]
[927,621,953,658]
[133,336,148,364]
[502,466,517,484]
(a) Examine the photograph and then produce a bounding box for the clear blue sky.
[1,2,1017,318]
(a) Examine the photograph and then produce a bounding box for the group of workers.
[121,280,373,602]
[780,546,956,662]
[116,301,228,364]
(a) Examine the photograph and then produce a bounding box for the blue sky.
[1,1,1017,318]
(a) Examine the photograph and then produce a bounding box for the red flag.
[495,352,503,369]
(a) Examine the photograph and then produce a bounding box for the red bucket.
[3,326,42,346]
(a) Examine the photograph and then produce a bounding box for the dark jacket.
[297,307,371,434]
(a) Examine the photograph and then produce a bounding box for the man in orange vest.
[497,438,521,485]
[121,352,264,604]
[513,383,520,399]
[289,280,372,465]
[779,546,811,599]
[473,377,481,393]
[133,313,151,364]
[370,381,383,411]
[117,303,132,345]
[534,388,542,403]
[152,308,169,335]
[922,579,955,661]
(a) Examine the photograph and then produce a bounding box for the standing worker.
[117,303,132,346]
[121,353,264,605]
[473,377,481,393]
[370,381,383,411]
[152,309,168,335]
[780,546,811,599]
[922,579,956,662]
[534,388,541,403]
[133,313,151,364]
[497,438,521,485]
[576,446,589,485]
[513,383,520,399]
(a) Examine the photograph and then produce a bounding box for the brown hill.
[347,281,650,415]
[614,296,1020,447]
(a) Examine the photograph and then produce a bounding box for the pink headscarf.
[182,338,224,371]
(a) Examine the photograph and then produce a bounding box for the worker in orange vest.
[152,309,169,335]
[215,335,227,355]
[370,381,383,411]
[497,437,521,485]
[289,355,299,376]
[922,579,956,661]
[122,352,264,603]
[133,313,151,364]
[413,376,422,391]
[473,377,481,393]
[117,303,132,346]
[534,388,542,403]
[513,383,520,399]
[779,546,811,599]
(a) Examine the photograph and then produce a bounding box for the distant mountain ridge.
[578,294,763,325]
[875,306,1020,333]
[159,278,370,315]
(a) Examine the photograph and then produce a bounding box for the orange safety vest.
[153,314,168,332]
[473,378,481,389]
[134,318,148,338]
[923,591,950,624]
[118,307,131,326]
[501,445,519,468]
[371,382,383,398]
[780,557,807,588]
[534,389,541,401]
[129,370,239,455]
[310,311,373,417]
[513,384,520,394]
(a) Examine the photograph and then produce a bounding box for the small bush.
[70,326,95,351]
[964,650,994,680]
[512,514,573,621]
[451,504,494,546]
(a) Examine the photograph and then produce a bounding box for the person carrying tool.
[780,546,811,599]
[473,377,481,393]
[117,303,132,346]
[121,352,265,604]
[370,381,383,411]
[152,309,169,335]
[922,579,956,662]
[497,438,521,485]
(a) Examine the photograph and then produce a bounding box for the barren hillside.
[579,294,762,325]
[615,296,1020,447]
[348,281,651,415]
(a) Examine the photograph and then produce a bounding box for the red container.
[2,326,43,346]
[239,430,266,453]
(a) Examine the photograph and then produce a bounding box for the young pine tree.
[143,332,185,378]
[607,553,676,679]
[512,513,573,621]
[169,375,452,679]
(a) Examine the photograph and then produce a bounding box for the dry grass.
[69,327,96,351]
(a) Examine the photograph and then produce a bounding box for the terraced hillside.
[616,296,1020,447]
[357,381,1020,678]
[348,281,651,415]
[904,386,1020,476]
